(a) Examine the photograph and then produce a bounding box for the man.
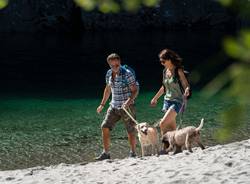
[96,53,138,160]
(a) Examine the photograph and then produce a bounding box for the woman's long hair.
[159,49,183,68]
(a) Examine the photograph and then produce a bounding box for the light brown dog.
[136,122,159,156]
[162,118,205,154]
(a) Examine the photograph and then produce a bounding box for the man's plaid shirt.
[106,67,136,109]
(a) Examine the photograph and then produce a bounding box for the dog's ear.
[162,136,170,148]
[161,135,168,143]
[135,124,139,131]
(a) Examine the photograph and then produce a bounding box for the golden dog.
[162,118,205,154]
[137,122,159,156]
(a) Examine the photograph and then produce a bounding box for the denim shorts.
[162,100,182,113]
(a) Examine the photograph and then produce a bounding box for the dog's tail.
[196,118,204,131]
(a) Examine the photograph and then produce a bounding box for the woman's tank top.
[163,68,183,103]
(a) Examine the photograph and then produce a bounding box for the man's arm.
[124,83,138,107]
[96,85,111,114]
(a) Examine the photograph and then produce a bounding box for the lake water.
[0,30,249,170]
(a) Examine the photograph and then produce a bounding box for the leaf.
[99,1,120,13]
[224,37,242,59]
[0,0,8,9]
[74,0,96,11]
[228,65,250,102]
[123,0,140,11]
[215,105,246,142]
[202,65,233,97]
[217,0,233,6]
[241,30,250,49]
[143,0,159,7]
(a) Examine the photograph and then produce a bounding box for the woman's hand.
[96,104,104,114]
[184,87,190,98]
[150,98,158,107]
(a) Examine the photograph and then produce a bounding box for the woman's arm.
[178,68,190,96]
[150,85,165,106]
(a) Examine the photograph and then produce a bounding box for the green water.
[0,91,249,170]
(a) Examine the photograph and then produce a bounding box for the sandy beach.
[0,139,249,184]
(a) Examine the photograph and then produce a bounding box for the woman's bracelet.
[100,103,105,107]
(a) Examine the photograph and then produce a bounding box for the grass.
[0,91,249,170]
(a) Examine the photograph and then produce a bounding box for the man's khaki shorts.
[101,105,136,134]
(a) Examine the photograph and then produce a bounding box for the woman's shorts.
[162,100,182,113]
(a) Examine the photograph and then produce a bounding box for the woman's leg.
[159,108,177,136]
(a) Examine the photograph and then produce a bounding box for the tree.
[74,0,159,13]
[203,0,250,141]
[0,0,8,9]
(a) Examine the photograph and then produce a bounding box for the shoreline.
[0,139,250,183]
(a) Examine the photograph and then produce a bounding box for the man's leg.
[102,127,110,153]
[95,128,111,161]
[96,107,120,160]
[128,132,136,153]
[122,105,137,157]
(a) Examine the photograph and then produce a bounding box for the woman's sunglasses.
[160,59,166,64]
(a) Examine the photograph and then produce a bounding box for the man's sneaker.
[128,151,136,158]
[159,149,167,155]
[95,152,110,161]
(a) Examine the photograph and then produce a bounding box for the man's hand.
[150,98,158,107]
[122,99,131,109]
[96,104,104,114]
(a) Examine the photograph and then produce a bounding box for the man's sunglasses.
[109,64,120,68]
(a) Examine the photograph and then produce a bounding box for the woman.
[150,48,190,137]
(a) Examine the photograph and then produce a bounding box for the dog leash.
[178,102,186,129]
[122,106,139,125]
[178,88,189,129]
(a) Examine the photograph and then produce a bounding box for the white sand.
[0,139,250,184]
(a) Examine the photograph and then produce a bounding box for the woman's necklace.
[166,67,175,78]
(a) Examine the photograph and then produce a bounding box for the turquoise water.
[0,91,249,170]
